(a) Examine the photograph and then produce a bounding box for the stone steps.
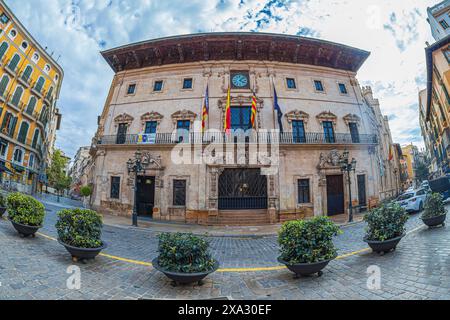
[208,210,271,226]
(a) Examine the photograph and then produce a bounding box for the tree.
[80,185,92,208]
[415,161,430,184]
[47,149,71,202]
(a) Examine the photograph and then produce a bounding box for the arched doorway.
[218,168,268,210]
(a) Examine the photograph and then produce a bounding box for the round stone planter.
[9,219,41,238]
[364,235,405,255]
[152,258,220,286]
[422,214,447,228]
[277,257,335,278]
[0,207,6,218]
[58,240,107,262]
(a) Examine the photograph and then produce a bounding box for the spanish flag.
[201,85,209,133]
[251,90,257,128]
[224,86,231,133]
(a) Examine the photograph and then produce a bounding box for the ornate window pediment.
[141,111,164,124]
[285,110,310,124]
[343,113,361,126]
[171,110,197,124]
[114,113,134,125]
[316,111,337,124]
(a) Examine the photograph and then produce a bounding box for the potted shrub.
[277,217,341,278]
[0,193,6,218]
[152,233,219,285]
[56,208,107,262]
[422,193,447,228]
[7,192,45,237]
[364,202,408,255]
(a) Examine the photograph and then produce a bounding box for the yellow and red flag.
[224,86,231,133]
[201,85,209,133]
[389,144,394,161]
[251,90,257,128]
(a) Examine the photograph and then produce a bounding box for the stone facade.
[89,33,398,225]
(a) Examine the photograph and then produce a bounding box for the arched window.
[17,121,29,144]
[39,105,48,124]
[8,53,20,71]
[0,74,10,96]
[13,148,23,164]
[21,65,33,82]
[28,153,35,169]
[11,86,24,107]
[0,41,9,60]
[32,129,40,149]
[46,86,54,102]
[34,76,45,93]
[26,96,37,115]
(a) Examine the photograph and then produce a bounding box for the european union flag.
[273,85,284,132]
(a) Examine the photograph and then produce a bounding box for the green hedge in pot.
[55,209,103,248]
[278,217,341,264]
[364,202,408,242]
[7,193,45,227]
[422,193,446,219]
[0,193,6,207]
[157,233,216,273]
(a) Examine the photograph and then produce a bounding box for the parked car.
[396,189,428,213]
[429,176,450,200]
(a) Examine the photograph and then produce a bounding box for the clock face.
[232,74,249,88]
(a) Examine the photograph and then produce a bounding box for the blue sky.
[4,0,439,157]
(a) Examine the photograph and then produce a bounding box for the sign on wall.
[137,134,156,144]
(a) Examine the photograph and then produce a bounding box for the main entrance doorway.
[357,174,367,211]
[136,176,155,218]
[218,169,268,210]
[326,175,345,216]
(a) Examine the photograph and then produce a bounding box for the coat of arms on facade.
[318,149,343,169]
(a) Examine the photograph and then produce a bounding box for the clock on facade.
[230,71,250,89]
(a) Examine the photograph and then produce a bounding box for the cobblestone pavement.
[0,199,448,300]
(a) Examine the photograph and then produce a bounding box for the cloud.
[4,0,438,157]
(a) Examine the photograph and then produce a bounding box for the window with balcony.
[0,74,10,97]
[292,120,306,143]
[349,122,360,143]
[22,65,33,83]
[145,121,157,134]
[32,129,40,149]
[231,107,252,131]
[297,179,311,204]
[26,96,37,115]
[1,112,17,137]
[10,86,23,107]
[28,153,35,169]
[116,123,128,144]
[34,76,45,93]
[177,120,190,143]
[0,140,8,158]
[110,176,121,199]
[7,54,20,72]
[13,148,23,164]
[17,121,29,144]
[323,121,335,143]
[173,180,187,206]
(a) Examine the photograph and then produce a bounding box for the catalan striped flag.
[389,144,394,161]
[202,85,209,132]
[251,90,257,128]
[224,86,232,133]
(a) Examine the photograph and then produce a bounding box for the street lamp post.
[127,150,145,227]
[339,151,357,223]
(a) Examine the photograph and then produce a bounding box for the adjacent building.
[0,0,63,193]
[427,0,450,42]
[401,144,420,187]
[89,32,399,225]
[68,146,91,196]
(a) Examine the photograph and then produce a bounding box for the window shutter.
[0,76,9,96]
[0,42,8,60]
[9,117,17,136]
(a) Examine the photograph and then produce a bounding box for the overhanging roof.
[101,32,370,73]
[426,34,450,121]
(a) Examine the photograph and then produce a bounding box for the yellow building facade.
[401,144,419,187]
[0,1,63,193]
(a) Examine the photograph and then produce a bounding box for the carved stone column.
[208,167,224,217]
[267,175,279,223]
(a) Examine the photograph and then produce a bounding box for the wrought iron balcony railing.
[97,132,378,146]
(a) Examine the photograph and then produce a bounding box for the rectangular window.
[173,180,187,206]
[153,81,163,92]
[0,13,9,24]
[127,84,136,95]
[231,107,252,131]
[323,121,335,143]
[110,177,120,199]
[338,83,348,94]
[292,120,306,143]
[0,141,7,158]
[349,123,360,143]
[183,78,193,89]
[298,179,310,204]
[116,123,127,145]
[145,121,157,134]
[440,20,449,29]
[314,80,324,92]
[286,78,296,89]
[177,120,190,143]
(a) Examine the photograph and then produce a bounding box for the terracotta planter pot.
[422,214,446,228]
[277,257,335,278]
[364,235,405,255]
[9,219,41,238]
[58,240,107,262]
[152,258,219,285]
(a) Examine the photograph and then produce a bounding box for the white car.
[396,189,428,213]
